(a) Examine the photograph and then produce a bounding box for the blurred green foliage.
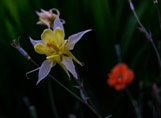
[0,0,161,118]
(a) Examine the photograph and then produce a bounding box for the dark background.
[0,0,161,118]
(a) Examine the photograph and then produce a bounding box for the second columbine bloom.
[30,16,91,84]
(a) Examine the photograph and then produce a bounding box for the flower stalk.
[48,78,60,118]
[29,56,102,118]
[23,97,38,118]
[73,66,96,108]
[11,41,102,118]
[152,83,161,118]
[153,0,161,29]
[114,44,122,63]
[126,88,142,118]
[129,0,161,73]
[11,38,31,60]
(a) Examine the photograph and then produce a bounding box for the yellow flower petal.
[34,43,49,55]
[41,29,55,44]
[54,27,65,46]
[47,55,61,63]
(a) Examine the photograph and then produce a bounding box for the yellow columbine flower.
[36,8,65,28]
[30,16,91,84]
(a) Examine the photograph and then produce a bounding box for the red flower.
[107,63,134,90]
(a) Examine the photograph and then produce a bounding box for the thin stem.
[74,64,96,109]
[152,83,161,118]
[130,2,161,72]
[30,58,39,67]
[48,78,60,118]
[126,88,142,118]
[81,86,96,109]
[115,44,122,63]
[132,10,150,40]
[29,59,59,118]
[148,101,158,118]
[11,42,102,117]
[153,0,161,29]
[28,58,102,118]
[23,97,38,118]
[151,41,161,71]
[48,75,102,118]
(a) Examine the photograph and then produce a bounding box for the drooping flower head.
[36,8,65,28]
[30,16,91,84]
[107,63,134,90]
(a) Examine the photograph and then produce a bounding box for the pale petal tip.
[74,74,78,80]
[40,9,45,12]
[29,36,33,42]
[29,37,35,46]
[84,29,92,33]
[36,80,41,85]
[87,29,92,32]
[36,77,45,85]
[53,16,64,31]
[36,11,40,15]
[36,21,42,25]
[36,74,43,85]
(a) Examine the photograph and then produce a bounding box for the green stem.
[48,74,102,118]
[126,88,142,118]
[11,39,102,117]
[48,78,59,118]
[29,59,102,118]
[23,97,38,118]
[151,41,161,75]
[153,0,161,29]
[74,64,97,109]
[114,44,122,63]
[131,5,161,73]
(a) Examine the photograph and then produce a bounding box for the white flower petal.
[67,29,92,50]
[36,21,42,25]
[53,16,64,31]
[61,56,78,79]
[37,59,55,85]
[36,11,40,16]
[29,37,44,46]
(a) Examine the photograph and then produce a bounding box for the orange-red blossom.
[107,63,134,90]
